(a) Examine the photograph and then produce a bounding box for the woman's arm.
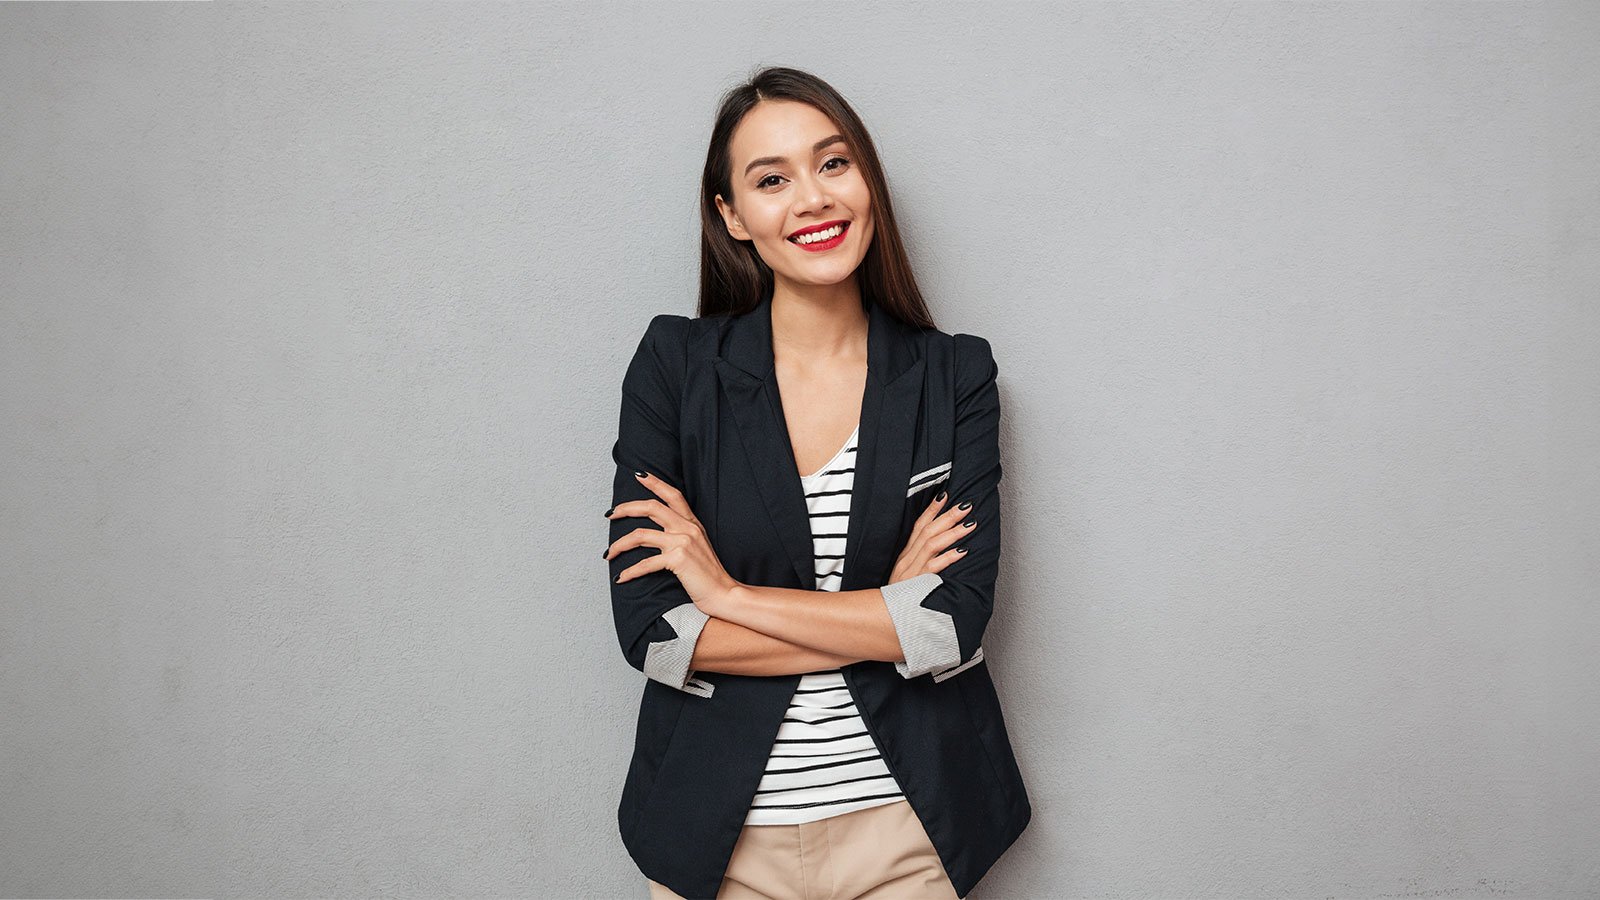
[699,584,912,665]
[689,614,864,677]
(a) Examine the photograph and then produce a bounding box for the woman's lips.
[789,221,849,252]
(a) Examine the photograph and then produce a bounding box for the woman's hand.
[889,491,975,583]
[605,471,742,615]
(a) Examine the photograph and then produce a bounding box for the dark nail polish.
[957,547,968,553]
[601,548,608,558]
[958,500,972,510]
[633,470,647,479]
[935,490,947,503]
[603,506,614,518]
[615,573,623,583]
[963,520,975,528]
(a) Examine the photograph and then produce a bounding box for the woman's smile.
[787,220,850,252]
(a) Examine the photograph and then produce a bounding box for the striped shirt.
[742,423,908,826]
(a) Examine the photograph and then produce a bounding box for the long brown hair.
[698,66,936,331]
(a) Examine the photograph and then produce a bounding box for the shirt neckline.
[799,423,860,481]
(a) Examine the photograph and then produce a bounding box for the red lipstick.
[786,220,850,252]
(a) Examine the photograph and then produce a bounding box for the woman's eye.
[756,157,850,190]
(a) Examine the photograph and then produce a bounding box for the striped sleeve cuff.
[644,603,715,697]
[879,572,960,679]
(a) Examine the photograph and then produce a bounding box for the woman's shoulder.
[951,331,996,373]
[940,329,993,361]
[916,325,998,390]
[630,313,706,360]
[638,312,692,344]
[637,312,730,344]
[628,314,726,386]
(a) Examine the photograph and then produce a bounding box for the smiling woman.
[607,66,1031,900]
[710,98,880,299]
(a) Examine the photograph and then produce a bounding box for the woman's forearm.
[702,583,905,664]
[689,613,863,677]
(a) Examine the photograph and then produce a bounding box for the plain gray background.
[2,2,1596,898]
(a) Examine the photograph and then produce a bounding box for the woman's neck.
[769,285,867,361]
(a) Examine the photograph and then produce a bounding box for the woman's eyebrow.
[743,134,848,176]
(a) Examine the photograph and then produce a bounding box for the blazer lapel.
[714,295,923,591]
[846,338,923,592]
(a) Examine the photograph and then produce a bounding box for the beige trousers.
[645,798,962,900]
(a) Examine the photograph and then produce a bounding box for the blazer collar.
[714,295,926,592]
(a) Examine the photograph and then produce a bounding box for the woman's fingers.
[925,545,969,573]
[905,491,955,547]
[632,470,698,523]
[930,497,973,531]
[604,524,680,559]
[613,551,670,584]
[924,517,976,556]
[895,491,978,574]
[607,497,693,533]
[911,491,949,534]
[608,472,708,533]
[605,528,683,580]
[605,472,729,588]
[908,497,973,552]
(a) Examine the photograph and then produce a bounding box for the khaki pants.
[646,799,962,900]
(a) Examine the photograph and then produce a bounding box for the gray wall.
[2,2,1595,897]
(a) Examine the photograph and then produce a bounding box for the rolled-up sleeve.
[607,314,715,698]
[880,572,957,678]
[644,602,712,695]
[880,334,1003,679]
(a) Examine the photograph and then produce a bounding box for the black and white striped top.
[742,423,908,826]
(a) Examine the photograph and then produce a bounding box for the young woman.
[604,67,1031,899]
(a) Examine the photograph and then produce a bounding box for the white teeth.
[791,223,845,244]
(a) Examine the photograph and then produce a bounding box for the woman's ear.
[713,193,748,242]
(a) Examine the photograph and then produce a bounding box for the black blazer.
[606,295,1031,899]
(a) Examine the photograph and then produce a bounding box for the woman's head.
[700,66,934,329]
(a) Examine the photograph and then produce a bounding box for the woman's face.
[715,100,875,290]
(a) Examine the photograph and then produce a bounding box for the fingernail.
[957,547,968,553]
[958,500,972,510]
[633,470,648,479]
[601,548,608,558]
[603,507,614,518]
[963,521,975,528]
[614,573,623,583]
[935,491,946,502]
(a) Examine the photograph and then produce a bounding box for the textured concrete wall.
[2,2,1595,897]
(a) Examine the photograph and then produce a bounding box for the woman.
[604,67,1031,899]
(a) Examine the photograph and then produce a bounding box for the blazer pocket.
[907,460,952,498]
